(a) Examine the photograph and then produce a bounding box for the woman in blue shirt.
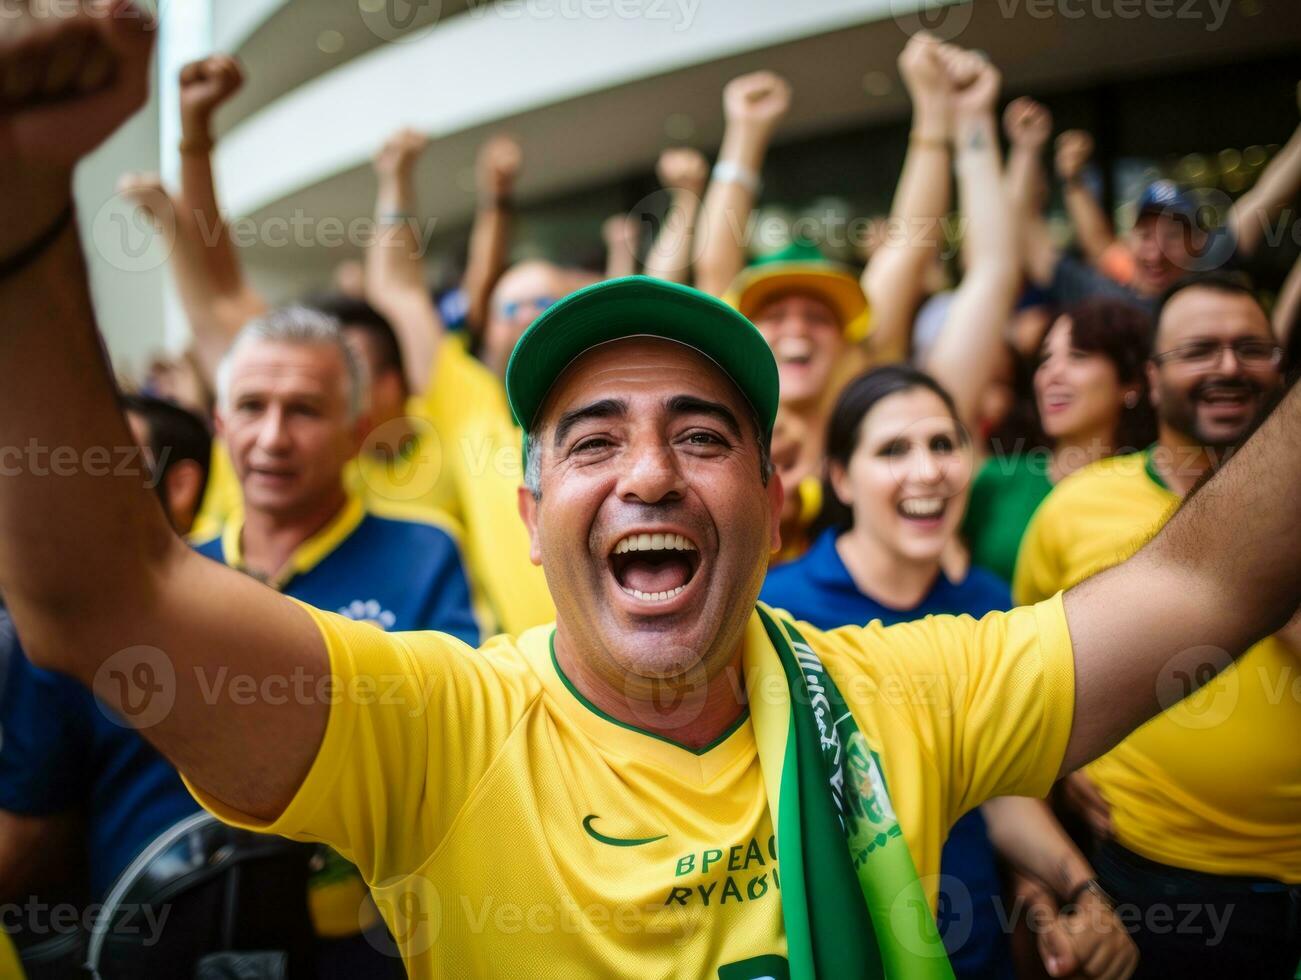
[762,365,1136,980]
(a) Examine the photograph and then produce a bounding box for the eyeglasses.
[1150,339,1282,369]
[498,296,557,320]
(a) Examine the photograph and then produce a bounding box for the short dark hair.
[1051,298,1157,451]
[1155,270,1261,325]
[303,293,405,381]
[814,365,966,535]
[120,393,213,503]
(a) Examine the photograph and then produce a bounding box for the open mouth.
[898,497,946,524]
[609,532,701,604]
[775,336,814,367]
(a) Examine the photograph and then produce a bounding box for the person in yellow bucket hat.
[725,242,872,562]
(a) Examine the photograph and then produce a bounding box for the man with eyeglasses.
[1015,271,1297,978]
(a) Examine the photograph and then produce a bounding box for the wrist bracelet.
[909,133,949,152]
[0,204,75,282]
[379,210,416,226]
[711,160,761,195]
[1062,877,1114,910]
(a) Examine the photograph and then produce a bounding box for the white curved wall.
[216,0,918,218]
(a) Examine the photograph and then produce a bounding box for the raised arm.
[1228,85,1301,259]
[694,70,791,297]
[1002,97,1060,287]
[643,147,708,284]
[462,134,519,338]
[923,48,1019,435]
[1273,248,1301,346]
[1055,129,1117,267]
[172,55,267,384]
[0,3,327,824]
[365,127,446,394]
[862,32,953,365]
[1060,378,1301,773]
[602,213,639,280]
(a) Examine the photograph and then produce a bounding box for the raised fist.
[1003,97,1053,150]
[1055,129,1095,180]
[897,31,949,103]
[374,128,429,181]
[656,147,708,196]
[722,70,792,134]
[938,45,1000,119]
[476,134,521,200]
[178,54,244,142]
[0,0,154,170]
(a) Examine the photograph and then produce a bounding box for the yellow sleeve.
[1012,495,1066,606]
[823,597,1076,824]
[183,605,539,886]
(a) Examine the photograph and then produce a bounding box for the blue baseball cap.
[1136,180,1198,225]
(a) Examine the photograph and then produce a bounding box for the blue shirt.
[761,528,1014,980]
[0,499,479,900]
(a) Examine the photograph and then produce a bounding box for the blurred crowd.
[2,26,1299,980]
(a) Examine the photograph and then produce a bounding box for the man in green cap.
[3,8,1301,979]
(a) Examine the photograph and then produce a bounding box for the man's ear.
[163,459,206,537]
[349,411,372,457]
[767,471,784,554]
[518,485,543,566]
[1145,361,1161,410]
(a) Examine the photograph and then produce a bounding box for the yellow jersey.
[420,336,554,635]
[188,596,1075,978]
[1015,449,1301,881]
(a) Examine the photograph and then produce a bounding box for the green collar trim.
[548,630,749,756]
[1143,444,1170,491]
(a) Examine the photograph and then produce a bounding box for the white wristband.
[711,161,762,195]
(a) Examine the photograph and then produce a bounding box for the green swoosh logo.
[582,814,668,847]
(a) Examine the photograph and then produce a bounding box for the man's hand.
[656,146,708,197]
[178,54,243,147]
[1004,97,1053,151]
[722,70,791,138]
[1056,130,1094,181]
[476,133,521,203]
[1020,876,1139,979]
[0,0,154,251]
[1061,770,1114,840]
[374,127,429,184]
[897,30,950,107]
[939,45,1000,121]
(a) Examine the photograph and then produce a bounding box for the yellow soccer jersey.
[422,337,554,634]
[187,597,1075,979]
[1015,449,1301,881]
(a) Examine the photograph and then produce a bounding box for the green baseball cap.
[506,276,780,442]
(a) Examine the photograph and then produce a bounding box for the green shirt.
[962,454,1054,584]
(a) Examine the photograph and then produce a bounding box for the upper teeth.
[613,532,697,555]
[900,498,944,518]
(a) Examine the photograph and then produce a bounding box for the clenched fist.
[722,70,791,135]
[656,147,708,196]
[1056,129,1095,181]
[374,127,429,182]
[1003,97,1053,151]
[476,133,521,201]
[178,54,244,145]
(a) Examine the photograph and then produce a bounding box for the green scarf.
[749,606,955,980]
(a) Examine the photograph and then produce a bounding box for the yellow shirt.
[1015,449,1301,881]
[421,336,554,635]
[188,596,1075,978]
